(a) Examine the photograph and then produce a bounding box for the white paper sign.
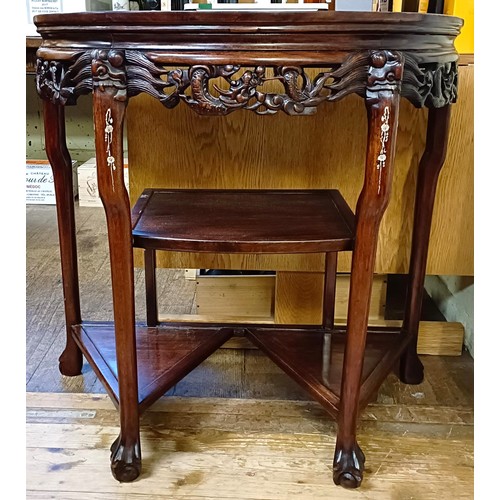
[26,161,57,205]
[27,0,62,22]
[26,160,77,205]
[27,1,89,36]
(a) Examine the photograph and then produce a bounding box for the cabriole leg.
[334,51,403,488]
[399,105,452,384]
[43,101,83,376]
[92,49,141,481]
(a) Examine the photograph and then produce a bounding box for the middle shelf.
[131,189,356,254]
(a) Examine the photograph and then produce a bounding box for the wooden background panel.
[427,64,474,275]
[274,272,387,325]
[148,250,326,273]
[127,66,473,275]
[274,271,325,324]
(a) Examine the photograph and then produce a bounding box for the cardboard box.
[78,157,129,207]
[26,159,77,205]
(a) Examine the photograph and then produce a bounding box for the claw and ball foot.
[333,442,365,488]
[110,435,142,482]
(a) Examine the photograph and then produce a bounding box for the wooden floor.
[26,204,474,498]
[26,391,473,499]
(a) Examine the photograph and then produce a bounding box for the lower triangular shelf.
[245,327,409,418]
[72,322,233,412]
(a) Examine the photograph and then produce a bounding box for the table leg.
[399,105,452,384]
[145,249,158,326]
[43,101,83,376]
[92,50,141,482]
[322,252,337,330]
[333,51,403,488]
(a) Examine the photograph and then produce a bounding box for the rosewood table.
[34,10,462,488]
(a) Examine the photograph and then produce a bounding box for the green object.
[199,3,212,9]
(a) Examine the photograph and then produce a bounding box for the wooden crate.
[190,272,387,323]
[196,274,276,320]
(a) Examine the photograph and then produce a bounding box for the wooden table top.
[33,11,463,113]
[34,11,462,64]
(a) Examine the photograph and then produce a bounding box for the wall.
[425,276,474,357]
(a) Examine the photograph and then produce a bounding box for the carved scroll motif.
[36,52,93,105]
[125,50,372,116]
[36,49,458,111]
[402,55,458,108]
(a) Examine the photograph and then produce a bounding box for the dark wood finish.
[399,105,452,384]
[385,274,447,321]
[34,12,461,112]
[334,50,403,488]
[43,101,83,377]
[322,252,338,330]
[245,326,410,417]
[34,11,462,489]
[24,34,474,79]
[131,189,355,253]
[144,249,158,327]
[91,49,141,482]
[72,322,234,412]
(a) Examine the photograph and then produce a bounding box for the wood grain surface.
[221,320,464,357]
[131,189,355,253]
[274,272,387,324]
[26,391,473,499]
[196,275,275,318]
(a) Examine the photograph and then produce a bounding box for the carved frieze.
[36,52,93,105]
[402,55,458,108]
[125,50,372,116]
[35,49,458,112]
[367,51,403,92]
[91,49,128,101]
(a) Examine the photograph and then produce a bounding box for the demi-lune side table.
[34,10,462,488]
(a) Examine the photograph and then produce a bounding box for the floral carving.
[376,106,391,194]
